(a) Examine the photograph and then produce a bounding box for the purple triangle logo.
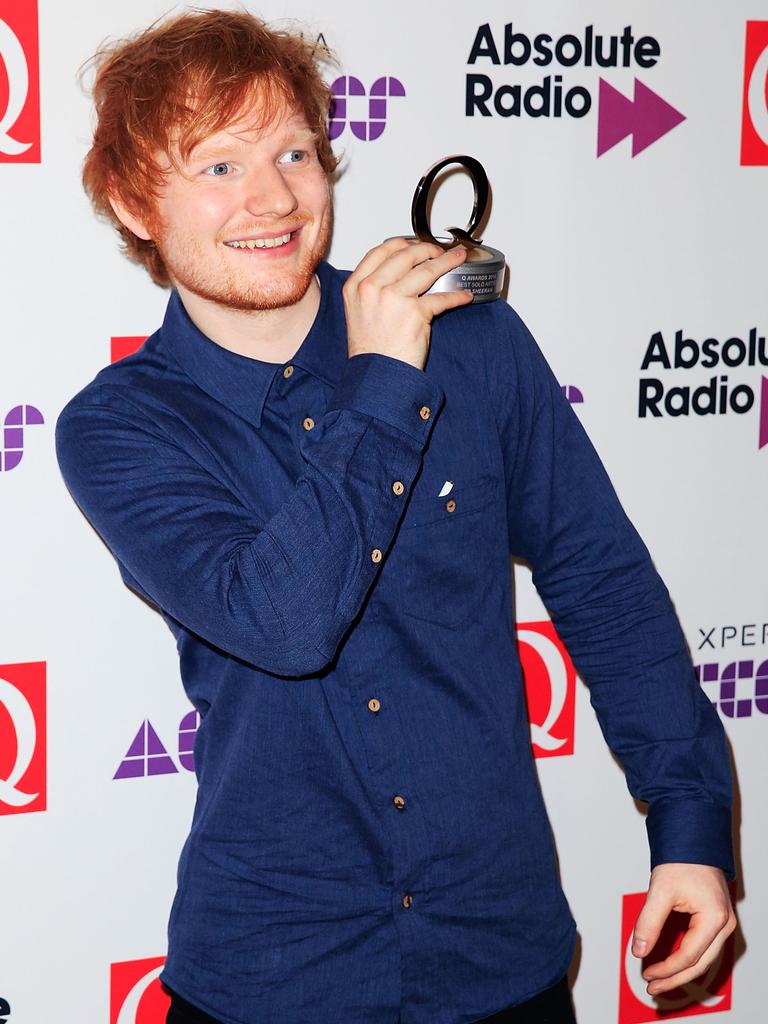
[597,78,685,157]
[113,720,178,779]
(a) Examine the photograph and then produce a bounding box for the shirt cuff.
[327,353,445,444]
[646,800,735,880]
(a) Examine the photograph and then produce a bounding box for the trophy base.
[415,238,505,303]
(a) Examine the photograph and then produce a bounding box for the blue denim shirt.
[56,260,733,1024]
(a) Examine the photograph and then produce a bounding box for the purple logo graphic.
[329,76,406,141]
[760,376,768,449]
[696,660,768,718]
[178,709,198,772]
[1,404,43,471]
[597,78,685,157]
[114,720,177,779]
[561,385,584,404]
[114,711,201,780]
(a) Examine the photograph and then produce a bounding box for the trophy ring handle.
[410,154,489,250]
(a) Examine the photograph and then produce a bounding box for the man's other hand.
[342,238,473,371]
[631,862,737,996]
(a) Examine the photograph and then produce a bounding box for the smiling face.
[123,100,332,312]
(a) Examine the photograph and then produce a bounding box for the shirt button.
[283,365,294,378]
[367,698,381,713]
[371,548,382,564]
[303,416,315,431]
[401,894,413,909]
[445,499,456,513]
[393,795,406,810]
[419,405,431,421]
[392,480,405,496]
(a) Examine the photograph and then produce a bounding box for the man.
[57,10,736,1024]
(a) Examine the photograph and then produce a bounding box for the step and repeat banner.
[2,1,766,1022]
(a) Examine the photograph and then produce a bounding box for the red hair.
[81,9,338,286]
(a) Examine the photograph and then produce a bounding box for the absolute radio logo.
[114,710,200,780]
[465,22,684,156]
[110,957,170,1024]
[618,891,734,1022]
[638,327,768,449]
[0,661,46,815]
[0,0,40,162]
[516,620,576,758]
[329,76,406,141]
[740,22,768,165]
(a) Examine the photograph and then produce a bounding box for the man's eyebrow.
[189,127,317,164]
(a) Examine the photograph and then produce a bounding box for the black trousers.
[164,976,577,1023]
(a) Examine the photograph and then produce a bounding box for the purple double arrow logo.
[597,77,685,157]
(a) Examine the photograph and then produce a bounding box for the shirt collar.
[160,260,348,427]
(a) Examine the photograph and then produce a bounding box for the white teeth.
[227,232,293,250]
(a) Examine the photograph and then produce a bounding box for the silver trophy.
[410,154,505,303]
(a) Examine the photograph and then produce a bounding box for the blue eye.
[278,150,307,165]
[205,162,231,176]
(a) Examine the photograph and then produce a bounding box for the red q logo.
[0,0,41,163]
[110,957,170,1024]
[741,21,768,165]
[0,661,46,815]
[618,891,734,1022]
[516,620,576,758]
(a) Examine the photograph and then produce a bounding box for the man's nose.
[242,165,298,220]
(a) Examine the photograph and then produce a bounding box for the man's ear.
[108,193,153,241]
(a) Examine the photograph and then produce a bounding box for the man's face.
[143,99,332,310]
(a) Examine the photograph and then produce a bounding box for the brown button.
[367,698,381,713]
[392,480,405,496]
[303,416,315,431]
[393,795,406,810]
[401,894,413,909]
[371,548,382,563]
[445,499,456,513]
[419,405,431,421]
[283,365,294,378]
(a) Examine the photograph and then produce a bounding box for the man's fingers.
[631,884,668,959]
[346,236,416,285]
[643,906,735,986]
[422,286,474,319]
[356,240,448,291]
[646,919,734,996]
[403,246,471,297]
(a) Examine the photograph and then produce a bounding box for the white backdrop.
[1,2,766,1022]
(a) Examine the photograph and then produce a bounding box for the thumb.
[632,882,671,959]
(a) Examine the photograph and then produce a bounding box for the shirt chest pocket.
[382,475,501,628]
